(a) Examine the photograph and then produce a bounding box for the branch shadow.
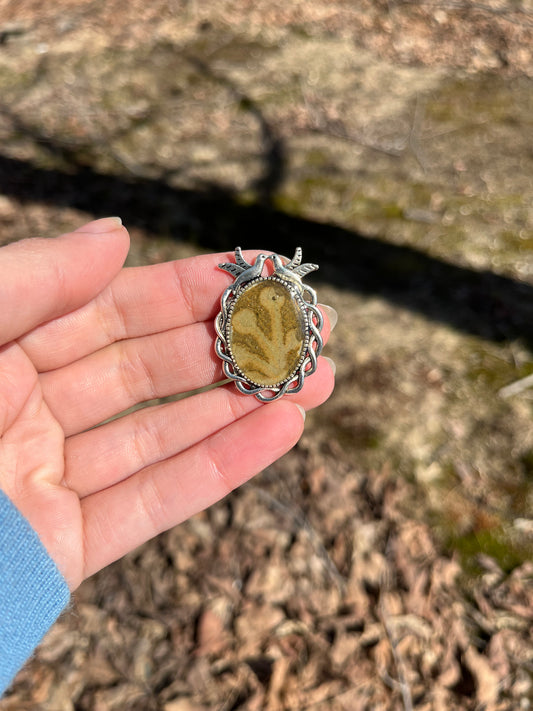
[1,152,531,351]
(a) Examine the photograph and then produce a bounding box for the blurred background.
[0,1,532,709]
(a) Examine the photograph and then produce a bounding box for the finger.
[20,249,266,371]
[80,400,306,579]
[65,356,335,497]
[41,308,333,436]
[0,218,129,344]
[0,342,38,434]
[41,321,219,436]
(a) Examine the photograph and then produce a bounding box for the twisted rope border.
[215,282,323,402]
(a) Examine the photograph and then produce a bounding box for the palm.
[0,345,84,586]
[0,220,333,591]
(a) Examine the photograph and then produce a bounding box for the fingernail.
[295,403,307,422]
[320,304,338,331]
[74,217,123,234]
[323,356,336,376]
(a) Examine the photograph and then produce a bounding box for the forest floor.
[0,1,532,709]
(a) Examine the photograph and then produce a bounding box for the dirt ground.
[0,1,532,709]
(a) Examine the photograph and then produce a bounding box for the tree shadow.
[1,42,532,354]
[1,151,531,351]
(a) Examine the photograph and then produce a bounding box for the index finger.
[19,249,266,372]
[0,218,129,346]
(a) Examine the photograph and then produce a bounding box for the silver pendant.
[215,247,324,402]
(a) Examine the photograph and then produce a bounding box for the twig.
[304,123,405,157]
[409,94,429,173]
[252,486,346,595]
[498,373,533,399]
[298,79,405,158]
[380,598,414,711]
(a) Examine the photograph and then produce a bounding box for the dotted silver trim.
[215,273,323,402]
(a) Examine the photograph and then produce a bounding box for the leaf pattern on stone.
[229,282,306,387]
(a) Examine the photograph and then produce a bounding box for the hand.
[0,219,335,590]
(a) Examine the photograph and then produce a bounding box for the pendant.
[215,247,324,402]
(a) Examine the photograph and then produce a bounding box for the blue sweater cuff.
[0,491,70,696]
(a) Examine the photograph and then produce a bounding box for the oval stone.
[227,279,308,387]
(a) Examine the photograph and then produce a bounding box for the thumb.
[0,218,130,343]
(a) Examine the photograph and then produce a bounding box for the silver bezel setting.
[215,251,324,402]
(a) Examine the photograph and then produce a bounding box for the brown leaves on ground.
[3,459,531,710]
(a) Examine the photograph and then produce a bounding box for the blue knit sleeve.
[0,490,70,696]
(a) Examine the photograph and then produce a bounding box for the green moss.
[273,175,352,217]
[448,527,529,575]
[324,420,383,454]
[0,66,36,93]
[305,148,335,168]
[464,346,532,390]
[272,192,306,216]
[382,203,404,219]
[425,74,532,126]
